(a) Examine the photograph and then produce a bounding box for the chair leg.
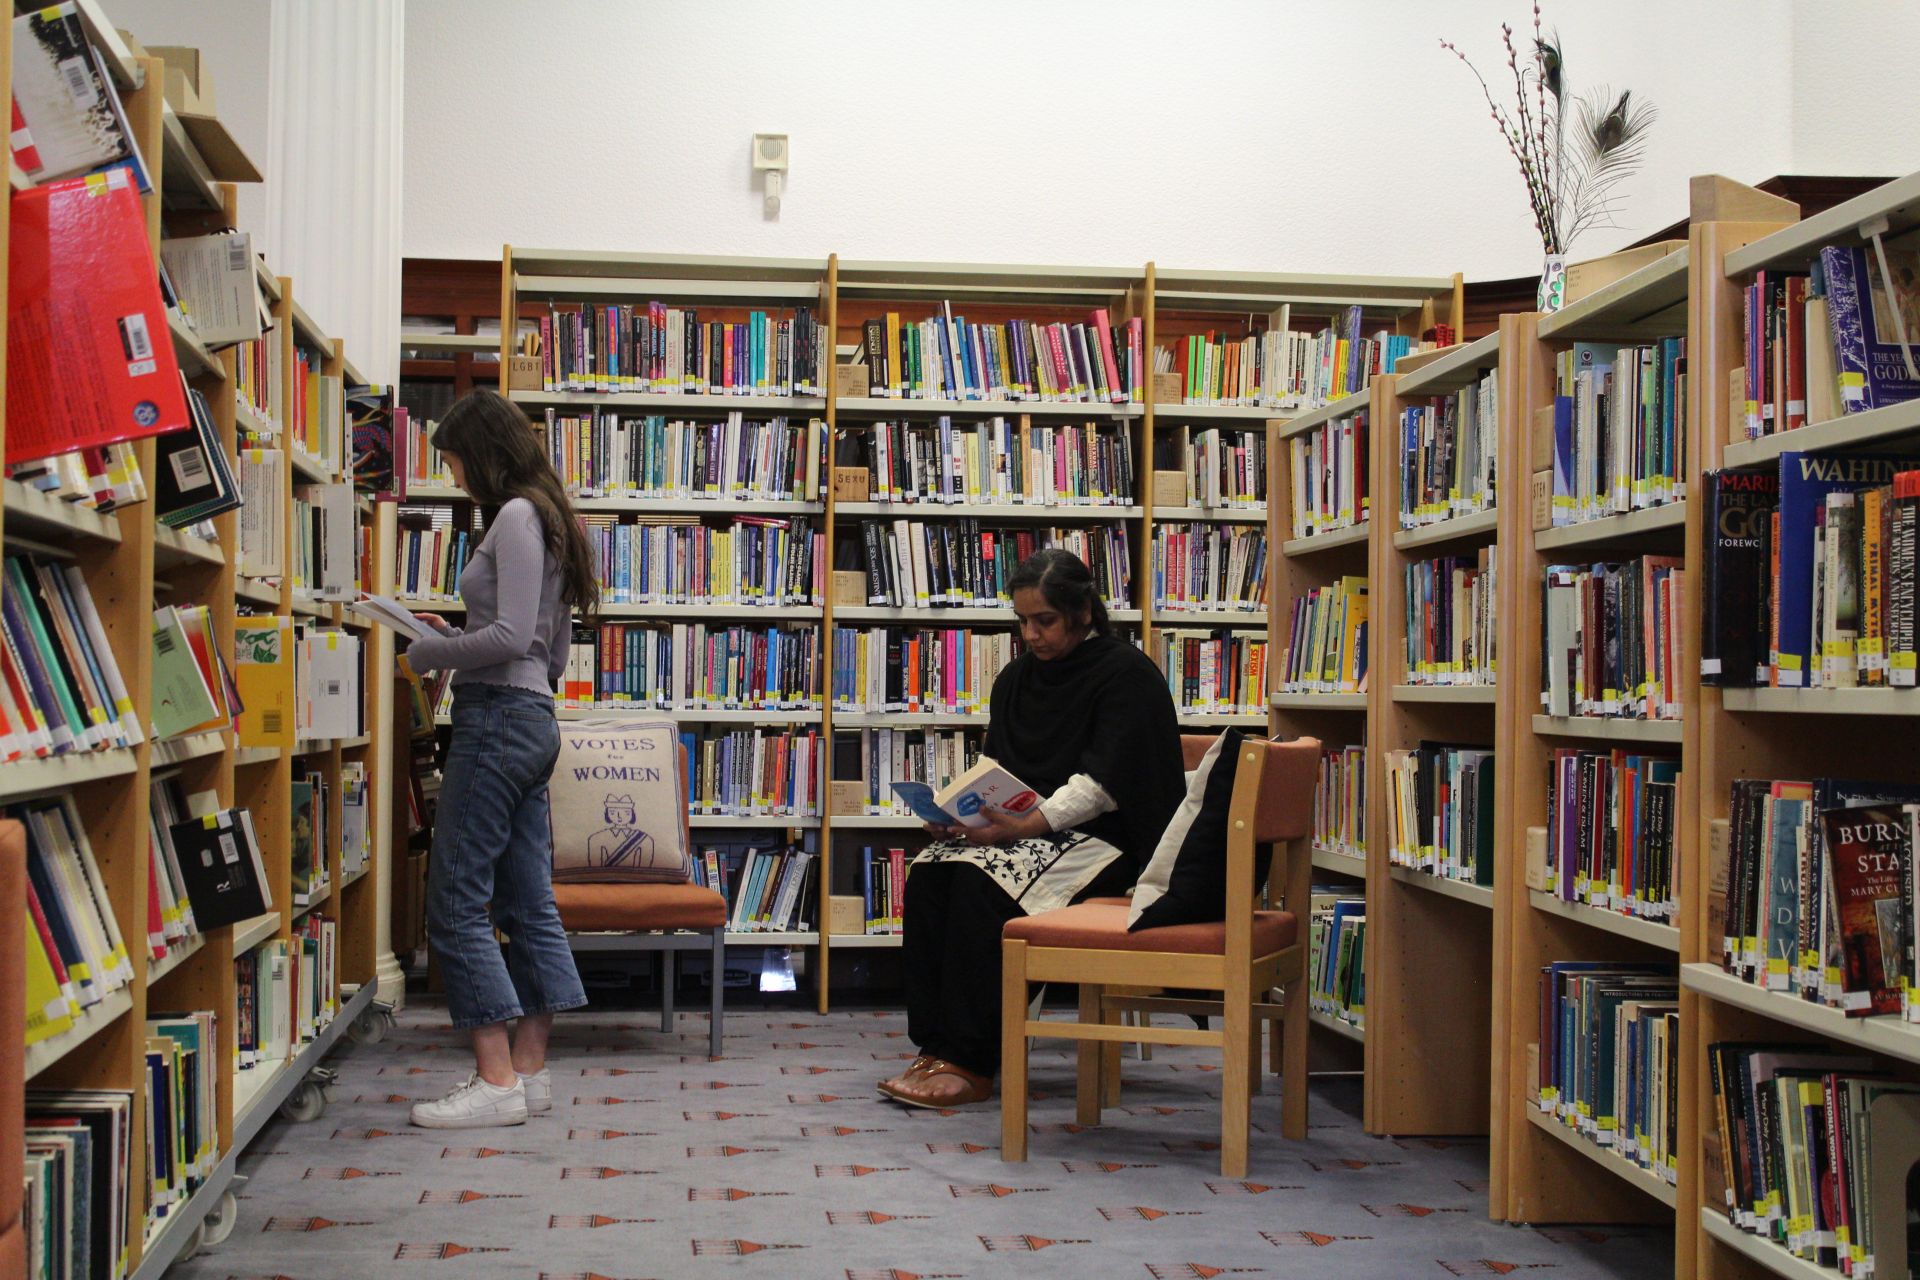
[1280,979,1308,1142]
[1220,996,1252,1179]
[659,947,676,1033]
[1076,983,1104,1126]
[1102,1019,1123,1109]
[1139,1010,1154,1063]
[708,928,725,1059]
[1247,1008,1263,1097]
[1268,1009,1283,1076]
[1000,940,1029,1163]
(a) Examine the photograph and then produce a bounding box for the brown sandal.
[879,1058,993,1109]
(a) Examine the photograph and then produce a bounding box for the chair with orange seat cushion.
[550,746,729,1057]
[999,734,1319,1178]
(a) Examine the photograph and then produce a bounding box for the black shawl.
[983,634,1186,873]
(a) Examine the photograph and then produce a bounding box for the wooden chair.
[999,734,1319,1178]
[549,746,729,1058]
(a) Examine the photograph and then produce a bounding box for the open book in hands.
[345,592,441,642]
[890,756,1040,829]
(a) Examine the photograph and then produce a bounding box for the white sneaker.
[409,1073,528,1129]
[518,1068,552,1114]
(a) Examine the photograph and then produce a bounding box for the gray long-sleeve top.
[404,497,568,694]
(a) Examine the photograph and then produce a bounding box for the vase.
[1537,253,1568,314]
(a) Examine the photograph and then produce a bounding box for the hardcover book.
[1701,468,1779,686]
[167,807,272,930]
[6,167,190,466]
[1820,232,1920,414]
[1818,804,1908,1016]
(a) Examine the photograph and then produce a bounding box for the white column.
[267,0,408,1008]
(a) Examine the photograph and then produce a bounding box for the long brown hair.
[430,388,599,623]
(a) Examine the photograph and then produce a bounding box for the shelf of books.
[1685,172,1920,1280]
[1255,272,1464,1077]
[1490,221,1696,1262]
[1360,322,1505,1139]
[8,21,386,1275]
[470,247,839,1001]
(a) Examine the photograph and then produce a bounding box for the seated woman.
[879,548,1186,1108]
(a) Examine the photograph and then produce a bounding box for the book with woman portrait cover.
[890,756,1038,829]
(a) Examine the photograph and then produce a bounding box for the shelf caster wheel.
[200,1189,240,1246]
[282,1079,327,1123]
[350,1002,394,1044]
[176,1226,202,1262]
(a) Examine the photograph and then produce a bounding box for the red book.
[6,168,189,465]
[1784,275,1809,433]
[1819,804,1910,1016]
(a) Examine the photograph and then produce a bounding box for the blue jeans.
[428,683,587,1030]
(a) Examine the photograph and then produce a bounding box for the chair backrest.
[1222,735,1320,965]
[1179,734,1214,771]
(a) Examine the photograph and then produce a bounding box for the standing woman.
[404,388,598,1129]
[879,548,1186,1108]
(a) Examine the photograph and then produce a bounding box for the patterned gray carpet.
[175,996,1672,1279]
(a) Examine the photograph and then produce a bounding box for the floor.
[175,995,1672,1280]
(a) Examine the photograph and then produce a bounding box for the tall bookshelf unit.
[1684,179,1920,1280]
[1365,328,1507,1138]
[1490,245,1696,1258]
[7,33,388,1273]
[477,249,839,1002]
[1261,273,1464,1071]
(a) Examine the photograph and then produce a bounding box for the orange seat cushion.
[1004,901,1296,956]
[553,882,727,932]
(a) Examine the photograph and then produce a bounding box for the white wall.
[397,0,1903,281]
[110,0,273,255]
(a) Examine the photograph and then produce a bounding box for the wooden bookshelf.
[1685,175,1920,1280]
[1362,327,1504,1138]
[5,39,387,1276]
[1492,261,1693,1252]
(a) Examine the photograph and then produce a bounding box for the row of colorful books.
[1539,557,1685,721]
[1545,339,1687,527]
[837,727,981,817]
[291,481,359,602]
[842,416,1136,507]
[583,514,823,608]
[1401,551,1497,686]
[855,846,909,935]
[1,554,142,762]
[1314,745,1366,860]
[852,518,1132,611]
[394,520,474,600]
[857,308,1142,405]
[144,1009,219,1247]
[1399,370,1497,528]
[1706,1043,1915,1274]
[1384,743,1495,887]
[1164,425,1267,511]
[1157,329,1305,408]
[1740,232,1920,437]
[830,625,1020,715]
[1276,578,1368,695]
[538,303,827,397]
[557,621,825,712]
[538,409,826,502]
[4,438,147,517]
[1285,408,1369,539]
[1308,893,1366,1031]
[401,414,451,489]
[235,914,338,1069]
[1156,630,1268,717]
[235,323,282,431]
[1535,962,1678,1187]
[1150,523,1267,613]
[1701,454,1920,691]
[1534,750,1680,924]
[17,793,133,1042]
[682,727,823,818]
[687,839,819,933]
[1716,778,1920,1021]
[289,346,346,474]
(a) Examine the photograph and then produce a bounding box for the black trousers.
[903,856,1134,1078]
